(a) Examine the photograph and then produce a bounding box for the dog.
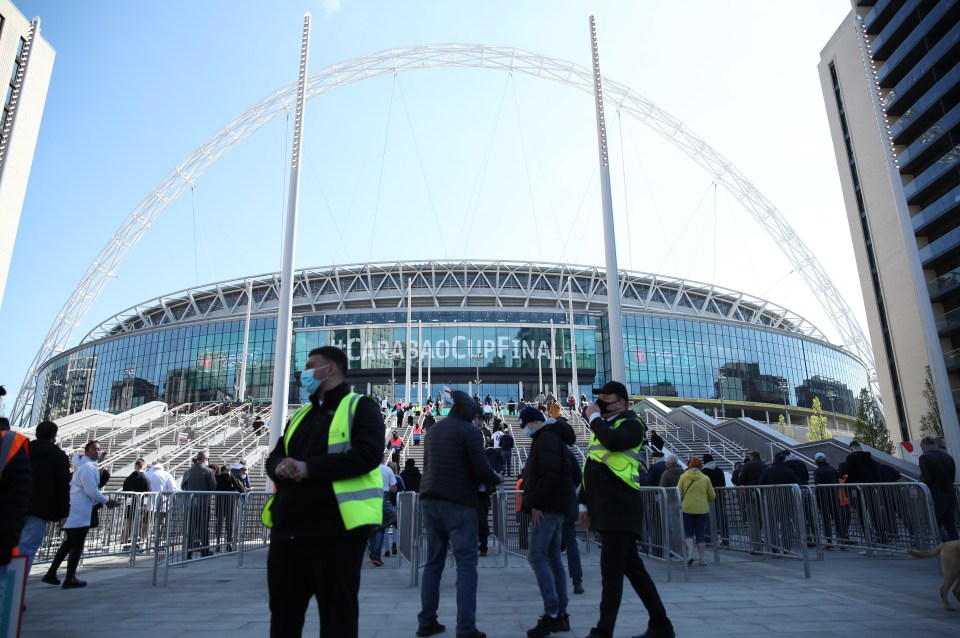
[908,540,960,611]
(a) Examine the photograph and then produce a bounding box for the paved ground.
[17,543,959,638]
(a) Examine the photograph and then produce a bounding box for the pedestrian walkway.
[18,543,957,637]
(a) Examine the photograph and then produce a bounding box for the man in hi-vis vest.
[266,346,384,637]
[578,381,674,638]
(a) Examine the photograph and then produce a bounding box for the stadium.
[33,260,869,428]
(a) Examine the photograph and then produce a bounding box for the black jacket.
[784,457,810,485]
[839,450,880,483]
[122,470,150,493]
[579,409,647,534]
[399,466,422,493]
[420,413,501,508]
[813,462,839,485]
[499,432,515,450]
[760,461,798,485]
[649,432,665,451]
[26,438,70,521]
[565,448,583,522]
[645,460,666,487]
[521,418,577,514]
[919,448,956,495]
[266,383,384,538]
[739,459,767,486]
[0,432,32,565]
[701,463,726,488]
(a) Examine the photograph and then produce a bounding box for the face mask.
[595,398,611,413]
[523,425,537,437]
[298,365,329,402]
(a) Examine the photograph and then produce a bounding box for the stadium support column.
[550,319,558,399]
[238,279,252,402]
[569,275,579,401]
[589,14,625,383]
[417,321,423,405]
[405,278,412,405]
[269,13,311,469]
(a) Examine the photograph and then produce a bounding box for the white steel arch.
[11,44,875,426]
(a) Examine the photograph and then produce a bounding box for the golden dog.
[908,540,960,611]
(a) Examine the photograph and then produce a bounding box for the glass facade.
[33,307,869,425]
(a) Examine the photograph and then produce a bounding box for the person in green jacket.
[678,457,716,566]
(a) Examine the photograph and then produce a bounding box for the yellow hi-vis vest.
[586,416,643,490]
[262,392,383,530]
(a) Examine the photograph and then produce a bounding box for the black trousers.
[48,526,90,579]
[592,530,671,638]
[268,531,368,638]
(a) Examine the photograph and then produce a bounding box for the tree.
[776,414,793,438]
[854,388,895,454]
[807,396,831,442]
[920,365,944,439]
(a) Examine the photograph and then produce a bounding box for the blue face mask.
[299,366,327,403]
[523,425,536,438]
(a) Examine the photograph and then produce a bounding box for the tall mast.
[589,14,626,383]
[269,13,312,462]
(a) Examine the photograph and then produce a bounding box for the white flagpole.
[268,13,312,473]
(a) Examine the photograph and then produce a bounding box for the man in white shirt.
[42,440,118,589]
[145,462,178,492]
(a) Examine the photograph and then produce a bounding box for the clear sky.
[0,0,858,415]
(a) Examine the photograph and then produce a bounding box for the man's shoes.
[573,583,585,594]
[749,549,763,556]
[391,542,397,556]
[416,620,446,636]
[631,626,676,638]
[527,614,567,637]
[61,577,87,589]
[455,631,486,638]
[558,614,571,631]
[369,556,384,567]
[41,572,60,586]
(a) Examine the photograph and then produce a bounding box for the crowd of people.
[3,349,958,638]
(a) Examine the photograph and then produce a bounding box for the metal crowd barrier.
[710,485,811,577]
[153,491,271,585]
[804,483,940,556]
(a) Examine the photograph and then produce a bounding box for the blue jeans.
[368,498,397,559]
[17,515,48,575]
[562,519,582,586]
[418,499,479,635]
[526,511,568,616]
[500,449,513,476]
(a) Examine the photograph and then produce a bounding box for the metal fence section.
[806,483,940,556]
[637,487,688,583]
[710,485,811,577]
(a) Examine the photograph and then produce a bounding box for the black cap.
[598,381,629,401]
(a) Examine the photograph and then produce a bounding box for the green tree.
[854,388,895,454]
[807,396,831,442]
[920,365,944,439]
[776,414,793,438]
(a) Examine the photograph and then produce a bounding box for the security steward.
[265,346,384,638]
[578,381,674,638]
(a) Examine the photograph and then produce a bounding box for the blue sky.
[0,0,857,415]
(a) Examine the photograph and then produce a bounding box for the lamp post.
[714,370,726,418]
[388,353,403,404]
[826,389,838,430]
[778,379,791,426]
[472,353,483,397]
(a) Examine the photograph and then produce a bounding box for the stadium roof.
[83,260,829,344]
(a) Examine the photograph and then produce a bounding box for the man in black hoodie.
[17,421,65,576]
[838,440,888,545]
[518,406,577,637]
[416,390,502,638]
[579,381,674,638]
[265,346,384,638]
